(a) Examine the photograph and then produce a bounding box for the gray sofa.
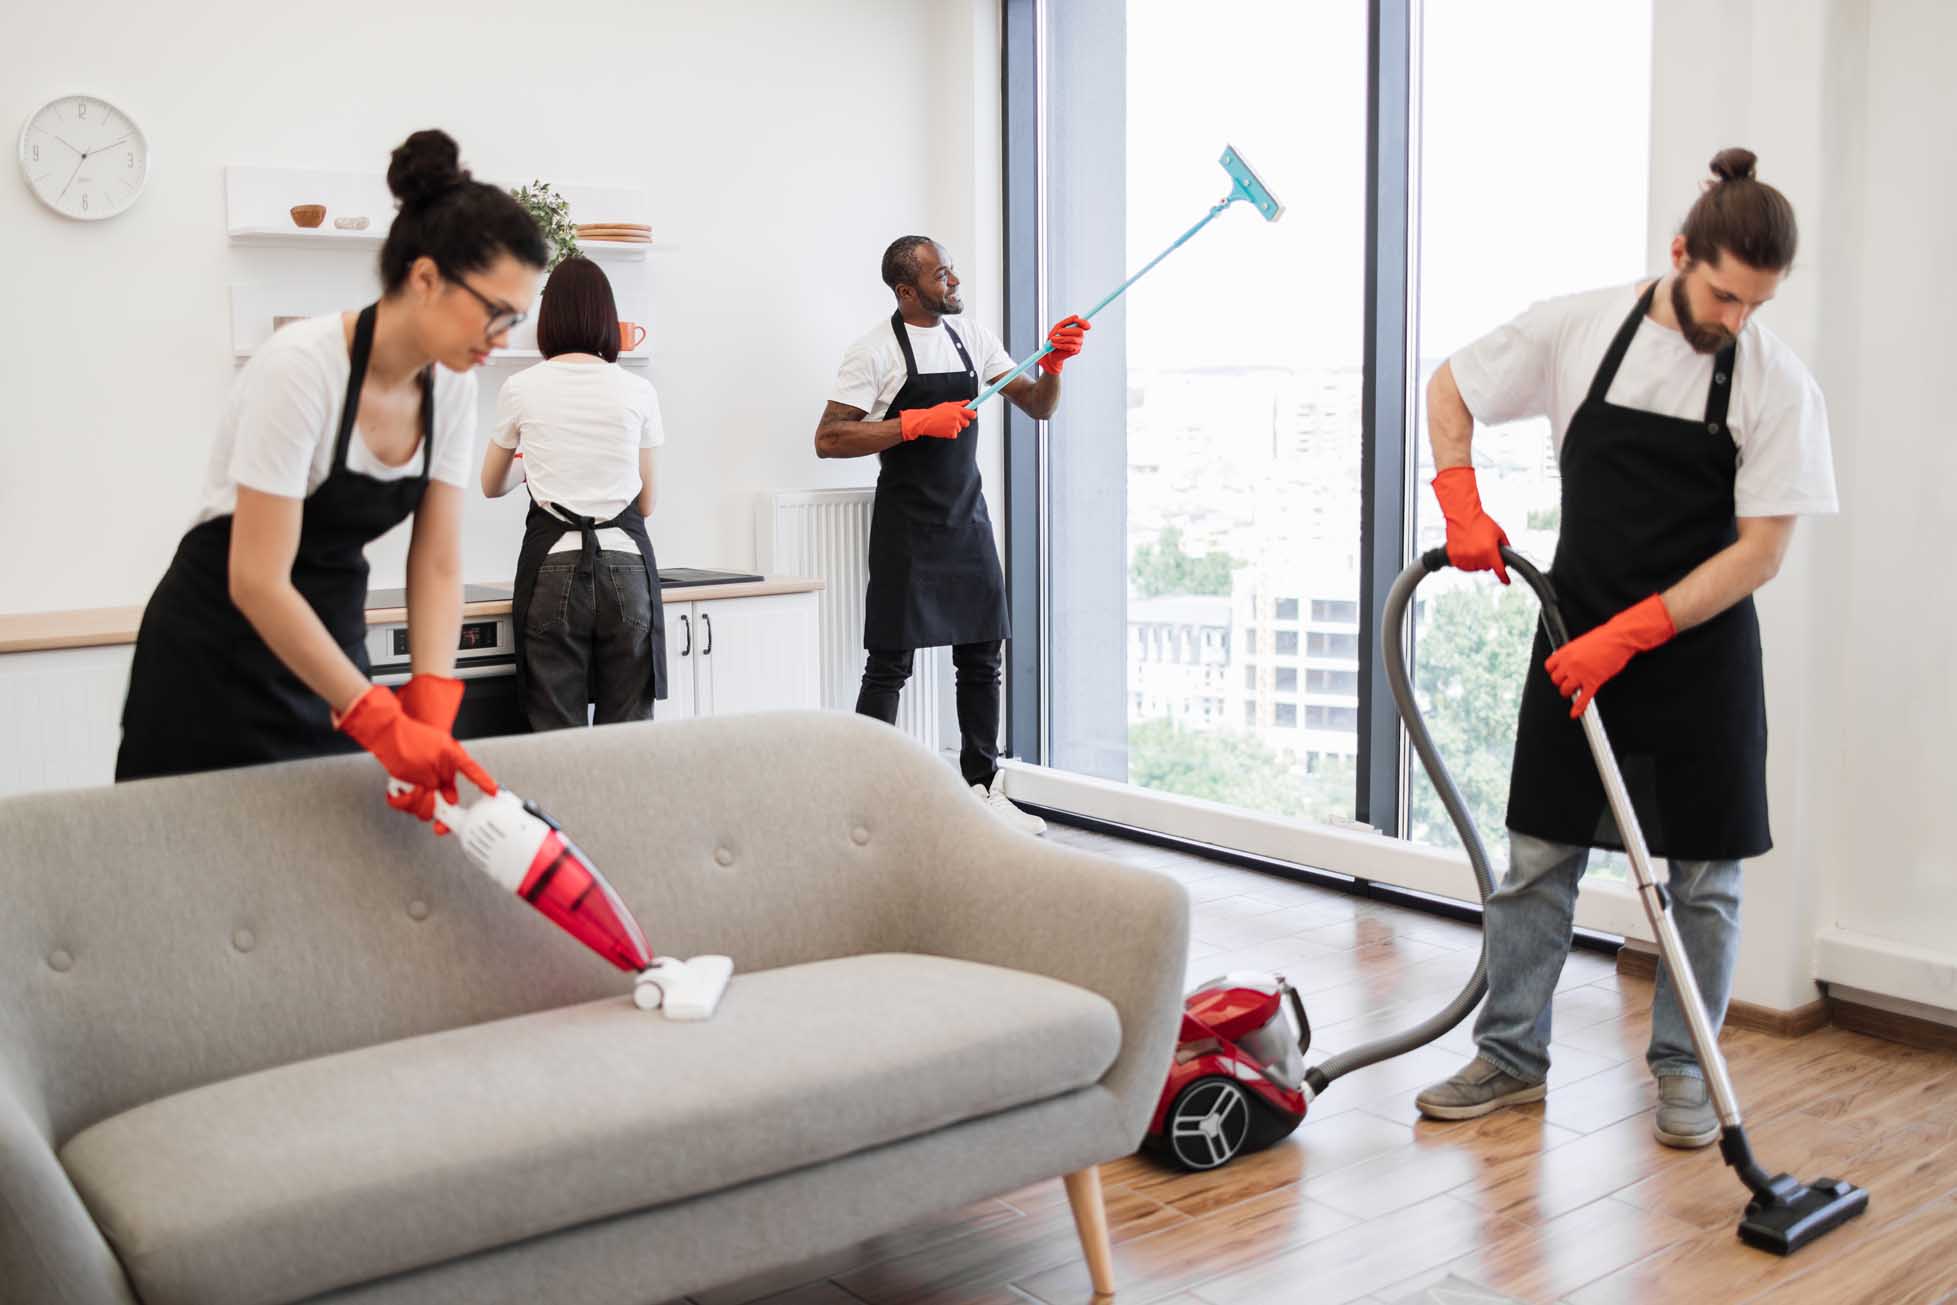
[0,711,1189,1305]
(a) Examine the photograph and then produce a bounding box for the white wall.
[1812,0,1957,1008]
[0,0,1004,617]
[1649,0,1957,1013]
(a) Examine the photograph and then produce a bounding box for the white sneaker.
[974,777,1046,835]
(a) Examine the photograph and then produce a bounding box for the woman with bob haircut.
[482,256,667,730]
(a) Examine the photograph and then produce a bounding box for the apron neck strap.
[888,311,978,383]
[335,303,436,478]
[415,365,434,484]
[1589,282,1741,433]
[1587,283,1658,407]
[334,304,379,468]
[1704,338,1737,432]
[890,310,920,382]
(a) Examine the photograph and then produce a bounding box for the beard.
[1672,273,1735,354]
[919,286,963,315]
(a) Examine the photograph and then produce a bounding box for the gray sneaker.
[1415,1056,1548,1121]
[1654,1074,1719,1148]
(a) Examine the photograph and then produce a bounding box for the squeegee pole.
[967,197,1234,410]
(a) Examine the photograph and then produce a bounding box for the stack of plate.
[576,223,652,244]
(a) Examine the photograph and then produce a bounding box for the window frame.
[1002,0,1417,831]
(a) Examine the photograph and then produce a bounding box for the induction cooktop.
[365,584,513,609]
[657,567,765,588]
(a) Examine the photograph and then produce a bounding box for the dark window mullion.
[1357,0,1415,832]
[1002,0,1042,763]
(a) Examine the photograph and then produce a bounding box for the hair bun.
[1709,147,1758,184]
[388,129,469,208]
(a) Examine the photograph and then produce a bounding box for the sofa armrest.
[0,1070,140,1305]
[902,821,1190,1149]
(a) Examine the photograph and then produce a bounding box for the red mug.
[619,321,647,353]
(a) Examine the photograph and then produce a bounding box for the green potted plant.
[510,180,580,270]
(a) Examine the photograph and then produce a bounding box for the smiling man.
[815,236,1087,835]
[1413,149,1839,1148]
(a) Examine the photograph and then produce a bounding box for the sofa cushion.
[59,953,1121,1305]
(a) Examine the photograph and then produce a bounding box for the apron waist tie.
[543,503,635,583]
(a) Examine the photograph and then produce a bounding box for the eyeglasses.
[443,268,526,339]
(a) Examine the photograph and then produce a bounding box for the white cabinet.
[662,592,820,721]
[0,645,134,799]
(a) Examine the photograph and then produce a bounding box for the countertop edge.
[0,578,826,655]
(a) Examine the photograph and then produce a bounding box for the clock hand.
[56,154,86,203]
[52,134,86,156]
[92,134,131,154]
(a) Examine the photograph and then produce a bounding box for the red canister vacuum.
[1146,972,1312,1170]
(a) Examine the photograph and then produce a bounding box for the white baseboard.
[1815,929,1957,1017]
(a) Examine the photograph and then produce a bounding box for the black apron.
[1506,282,1769,861]
[509,496,667,708]
[862,311,1010,651]
[117,304,432,781]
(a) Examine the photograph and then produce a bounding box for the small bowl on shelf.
[332,215,370,231]
[290,204,327,229]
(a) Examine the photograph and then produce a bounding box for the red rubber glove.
[338,685,497,822]
[1544,594,1676,718]
[1038,314,1090,375]
[899,401,976,441]
[396,674,468,834]
[1431,466,1511,584]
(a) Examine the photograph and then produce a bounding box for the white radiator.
[757,488,942,749]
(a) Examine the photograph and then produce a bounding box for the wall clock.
[19,94,149,221]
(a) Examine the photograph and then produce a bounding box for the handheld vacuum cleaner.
[1149,547,1868,1257]
[391,781,733,1020]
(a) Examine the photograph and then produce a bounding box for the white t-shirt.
[1450,281,1839,517]
[829,315,1016,420]
[493,358,665,554]
[194,314,476,526]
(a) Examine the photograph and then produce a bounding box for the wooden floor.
[682,823,1957,1305]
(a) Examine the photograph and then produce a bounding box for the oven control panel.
[365,614,515,675]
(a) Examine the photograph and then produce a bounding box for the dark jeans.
[855,641,1002,787]
[523,551,657,732]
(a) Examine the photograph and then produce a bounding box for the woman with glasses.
[117,129,545,828]
[480,257,666,730]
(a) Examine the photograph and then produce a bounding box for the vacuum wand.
[966,144,1284,410]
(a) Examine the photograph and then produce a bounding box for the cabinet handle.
[679,613,691,656]
[702,612,713,656]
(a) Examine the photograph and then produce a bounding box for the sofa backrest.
[1,711,949,1142]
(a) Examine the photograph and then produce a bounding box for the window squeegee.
[967,144,1284,410]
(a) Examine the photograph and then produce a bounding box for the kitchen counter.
[0,577,825,654]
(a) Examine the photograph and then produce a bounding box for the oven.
[363,586,525,741]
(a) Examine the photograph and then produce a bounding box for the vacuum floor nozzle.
[1738,1176,1870,1254]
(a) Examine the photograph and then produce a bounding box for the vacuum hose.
[1304,544,1559,1096]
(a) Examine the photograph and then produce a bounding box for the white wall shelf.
[487,348,652,366]
[224,165,653,250]
[224,167,657,369]
[230,339,652,367]
[228,226,650,260]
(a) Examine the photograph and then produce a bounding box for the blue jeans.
[1473,830,1742,1083]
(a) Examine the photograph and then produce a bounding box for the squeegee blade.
[1221,144,1284,221]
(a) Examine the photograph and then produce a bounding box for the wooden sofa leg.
[1063,1165,1117,1297]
